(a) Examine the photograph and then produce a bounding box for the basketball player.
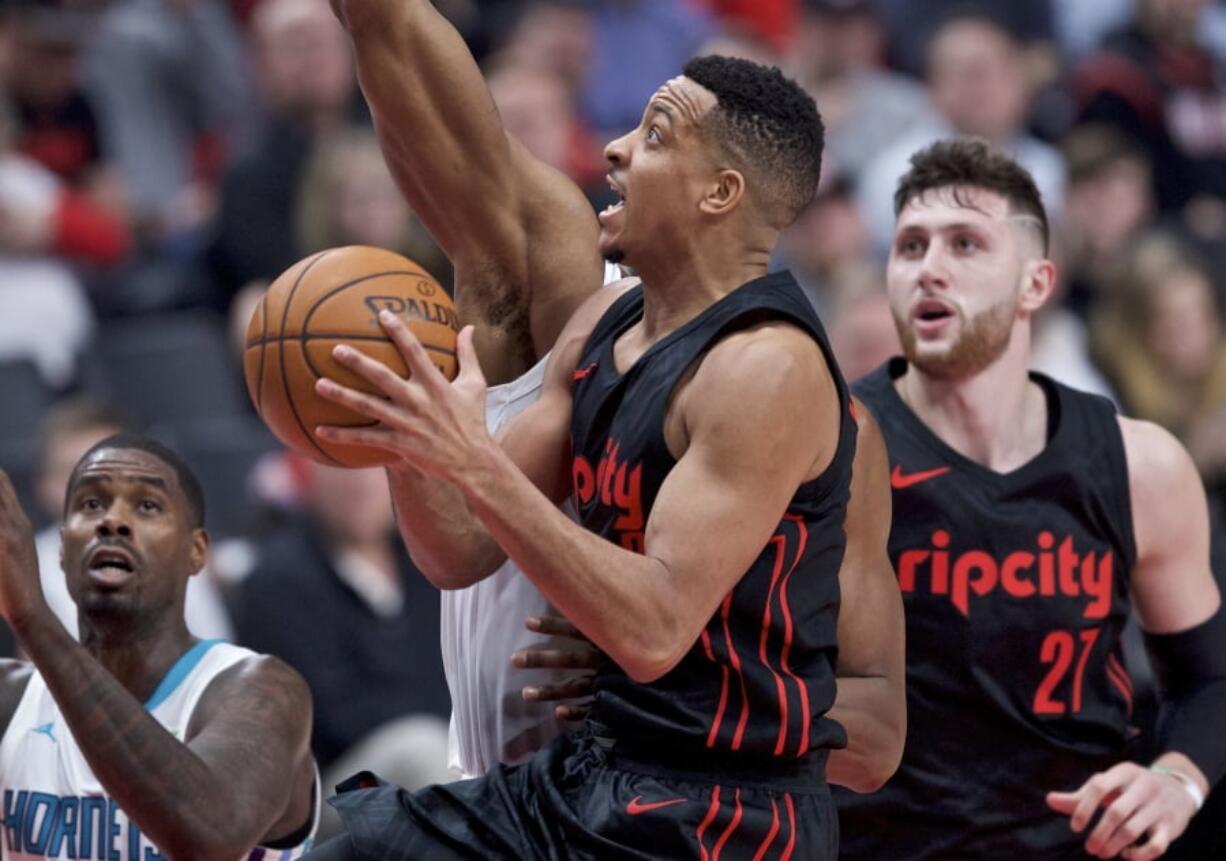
[328,0,619,779]
[0,435,319,860]
[307,54,905,858]
[329,0,904,792]
[837,139,1226,860]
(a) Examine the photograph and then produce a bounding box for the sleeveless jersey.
[573,271,856,762]
[837,358,1139,859]
[0,640,320,861]
[441,261,625,778]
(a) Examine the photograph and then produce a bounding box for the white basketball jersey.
[441,262,625,778]
[0,641,320,861]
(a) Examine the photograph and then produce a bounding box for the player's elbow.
[618,631,691,684]
[409,546,504,591]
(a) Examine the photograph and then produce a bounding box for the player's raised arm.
[330,0,602,365]
[1047,419,1225,861]
[827,402,906,793]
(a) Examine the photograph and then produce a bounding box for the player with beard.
[837,138,1226,860]
[0,436,318,861]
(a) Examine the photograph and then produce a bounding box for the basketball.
[243,245,459,468]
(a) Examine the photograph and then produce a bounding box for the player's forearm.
[827,675,906,793]
[11,614,267,859]
[457,444,692,683]
[386,463,507,589]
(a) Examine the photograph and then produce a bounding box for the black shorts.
[329,728,838,860]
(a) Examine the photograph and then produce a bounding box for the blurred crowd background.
[1,0,1225,843]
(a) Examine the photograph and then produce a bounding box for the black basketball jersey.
[570,271,856,765]
[837,358,1139,859]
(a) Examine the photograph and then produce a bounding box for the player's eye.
[954,235,980,252]
[79,497,102,512]
[899,237,924,256]
[647,126,661,143]
[138,499,162,513]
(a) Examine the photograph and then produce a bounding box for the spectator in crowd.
[875,0,1055,77]
[824,262,898,382]
[1091,231,1226,486]
[1058,124,1156,321]
[31,398,233,642]
[294,129,450,283]
[778,172,873,313]
[856,11,1066,255]
[486,63,605,198]
[207,0,362,306]
[83,0,253,249]
[0,77,94,387]
[229,457,451,803]
[1075,0,1226,211]
[579,0,716,140]
[787,0,933,180]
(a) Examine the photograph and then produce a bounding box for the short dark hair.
[682,54,825,227]
[66,434,206,529]
[894,138,1049,253]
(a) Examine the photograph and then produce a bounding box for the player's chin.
[598,231,626,265]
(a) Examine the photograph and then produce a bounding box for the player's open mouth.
[913,298,954,322]
[87,546,137,584]
[600,176,626,222]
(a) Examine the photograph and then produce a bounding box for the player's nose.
[603,131,630,167]
[96,506,133,539]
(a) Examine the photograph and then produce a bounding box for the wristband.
[1150,765,1205,812]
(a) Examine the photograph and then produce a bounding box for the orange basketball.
[243,246,459,468]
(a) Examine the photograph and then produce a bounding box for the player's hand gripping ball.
[244,246,459,467]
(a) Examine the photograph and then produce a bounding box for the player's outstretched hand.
[0,470,47,627]
[316,314,491,482]
[1046,761,1201,860]
[513,615,603,722]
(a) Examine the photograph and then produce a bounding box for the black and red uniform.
[331,272,857,860]
[837,358,1139,860]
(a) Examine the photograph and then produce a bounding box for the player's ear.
[188,528,209,576]
[1018,257,1057,315]
[699,168,746,217]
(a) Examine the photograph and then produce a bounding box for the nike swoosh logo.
[890,464,951,489]
[626,795,687,815]
[572,363,598,382]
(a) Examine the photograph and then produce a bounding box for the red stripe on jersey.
[702,627,730,748]
[780,793,797,861]
[761,535,792,756]
[712,788,743,860]
[696,785,722,861]
[1106,655,1134,717]
[1107,653,1133,695]
[751,797,781,861]
[717,594,751,750]
[779,515,811,755]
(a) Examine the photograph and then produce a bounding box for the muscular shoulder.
[1118,416,1207,559]
[187,654,312,741]
[1118,416,1201,506]
[690,321,833,411]
[0,659,33,738]
[680,322,837,472]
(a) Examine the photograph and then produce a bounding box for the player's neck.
[898,335,1049,473]
[79,611,196,703]
[634,241,771,342]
